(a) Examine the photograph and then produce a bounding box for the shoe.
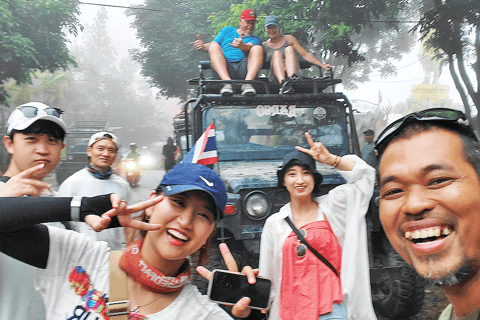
[279,79,294,94]
[289,73,300,81]
[241,83,256,96]
[282,83,295,94]
[220,83,233,96]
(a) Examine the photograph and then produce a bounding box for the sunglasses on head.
[16,106,63,118]
[93,134,114,142]
[296,228,307,258]
[374,108,470,153]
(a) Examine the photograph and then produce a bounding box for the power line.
[78,1,211,16]
[78,1,420,23]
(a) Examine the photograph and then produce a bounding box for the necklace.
[130,294,164,314]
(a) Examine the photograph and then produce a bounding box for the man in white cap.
[0,101,68,320]
[58,131,131,250]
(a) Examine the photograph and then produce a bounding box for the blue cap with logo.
[265,16,279,27]
[157,163,227,218]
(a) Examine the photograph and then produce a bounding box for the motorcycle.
[122,158,141,188]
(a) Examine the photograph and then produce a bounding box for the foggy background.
[72,1,465,140]
[3,0,472,156]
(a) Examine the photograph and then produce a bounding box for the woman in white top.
[258,132,377,320]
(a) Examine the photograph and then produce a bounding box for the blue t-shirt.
[213,26,262,62]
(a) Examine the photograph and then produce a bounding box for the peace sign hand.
[0,164,52,197]
[295,132,337,166]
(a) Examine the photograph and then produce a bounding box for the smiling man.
[58,131,131,250]
[194,9,263,96]
[375,108,480,319]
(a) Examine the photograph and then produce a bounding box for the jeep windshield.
[204,103,348,161]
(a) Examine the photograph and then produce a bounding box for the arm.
[0,195,162,268]
[230,32,255,53]
[194,34,212,51]
[0,196,108,269]
[296,132,355,171]
[287,35,332,70]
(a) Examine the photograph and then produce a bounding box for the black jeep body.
[175,61,425,319]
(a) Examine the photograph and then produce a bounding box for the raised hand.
[196,243,260,318]
[296,132,336,165]
[0,164,52,197]
[229,31,245,49]
[322,63,333,70]
[194,34,204,50]
[85,194,163,232]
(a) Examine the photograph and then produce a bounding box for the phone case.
[207,269,271,310]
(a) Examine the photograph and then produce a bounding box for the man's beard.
[424,261,474,287]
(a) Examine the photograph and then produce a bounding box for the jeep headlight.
[244,191,270,220]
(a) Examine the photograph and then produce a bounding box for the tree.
[0,0,82,105]
[127,0,232,99]
[5,8,174,148]
[413,0,480,122]
[62,8,173,146]
[128,0,417,99]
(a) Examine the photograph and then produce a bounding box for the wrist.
[70,196,82,222]
[331,155,341,167]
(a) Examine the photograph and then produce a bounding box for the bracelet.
[332,156,341,168]
[70,196,82,222]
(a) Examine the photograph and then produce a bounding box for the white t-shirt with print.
[34,226,232,320]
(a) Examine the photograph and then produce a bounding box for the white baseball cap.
[7,102,67,135]
[88,131,119,149]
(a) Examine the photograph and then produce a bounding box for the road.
[129,169,166,204]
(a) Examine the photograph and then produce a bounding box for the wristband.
[332,156,341,168]
[70,196,82,222]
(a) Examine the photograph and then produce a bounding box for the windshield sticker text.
[255,105,297,118]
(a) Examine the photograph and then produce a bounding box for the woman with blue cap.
[263,16,332,93]
[258,132,377,319]
[0,163,252,319]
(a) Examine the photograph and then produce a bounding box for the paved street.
[129,169,166,204]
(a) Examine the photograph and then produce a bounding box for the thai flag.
[174,146,181,162]
[182,123,218,165]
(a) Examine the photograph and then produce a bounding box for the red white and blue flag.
[174,146,181,162]
[182,123,218,165]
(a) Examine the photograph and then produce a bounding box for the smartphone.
[207,269,271,310]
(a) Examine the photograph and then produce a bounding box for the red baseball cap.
[240,9,257,21]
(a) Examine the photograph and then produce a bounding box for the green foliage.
[413,0,480,114]
[129,0,416,97]
[0,0,82,105]
[5,8,174,147]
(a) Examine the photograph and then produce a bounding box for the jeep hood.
[219,160,346,193]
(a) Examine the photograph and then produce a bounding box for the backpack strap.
[107,250,129,319]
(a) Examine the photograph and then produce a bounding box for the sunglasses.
[374,108,469,152]
[17,106,63,118]
[92,134,114,143]
[296,229,307,258]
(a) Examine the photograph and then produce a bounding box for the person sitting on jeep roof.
[258,132,377,320]
[263,16,332,94]
[194,9,263,96]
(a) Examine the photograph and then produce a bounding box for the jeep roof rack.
[188,60,342,95]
